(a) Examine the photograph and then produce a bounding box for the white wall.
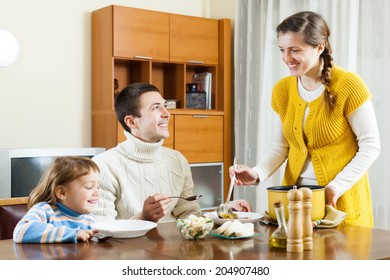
[0,0,234,149]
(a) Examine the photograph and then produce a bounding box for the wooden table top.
[1,222,390,260]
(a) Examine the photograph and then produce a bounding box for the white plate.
[203,211,262,225]
[92,220,157,239]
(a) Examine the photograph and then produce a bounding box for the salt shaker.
[300,187,313,251]
[287,186,303,253]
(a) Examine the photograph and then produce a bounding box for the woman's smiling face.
[278,31,322,78]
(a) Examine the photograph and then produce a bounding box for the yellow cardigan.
[272,65,373,227]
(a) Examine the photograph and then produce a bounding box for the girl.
[13,156,100,243]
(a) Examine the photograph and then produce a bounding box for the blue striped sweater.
[13,202,96,243]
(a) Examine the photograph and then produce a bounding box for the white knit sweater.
[93,131,201,223]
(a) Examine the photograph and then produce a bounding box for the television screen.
[11,156,98,197]
[0,148,105,198]
[190,162,224,210]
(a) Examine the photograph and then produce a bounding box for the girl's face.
[278,31,323,79]
[57,170,100,214]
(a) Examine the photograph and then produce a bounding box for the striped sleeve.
[13,203,78,243]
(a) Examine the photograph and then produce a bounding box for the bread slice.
[223,220,244,236]
[215,221,232,235]
[235,223,254,237]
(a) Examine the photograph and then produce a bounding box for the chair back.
[0,197,28,240]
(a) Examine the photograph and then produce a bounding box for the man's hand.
[229,199,252,212]
[142,194,172,222]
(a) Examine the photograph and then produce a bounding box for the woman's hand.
[77,229,97,242]
[142,194,172,222]
[325,186,339,207]
[229,164,259,185]
[229,199,252,212]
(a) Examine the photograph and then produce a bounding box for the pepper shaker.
[300,187,313,251]
[287,186,303,253]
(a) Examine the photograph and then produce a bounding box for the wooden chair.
[0,197,28,240]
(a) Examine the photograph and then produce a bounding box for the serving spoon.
[217,156,238,218]
[169,194,203,201]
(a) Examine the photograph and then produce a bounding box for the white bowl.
[203,211,262,225]
[92,220,157,238]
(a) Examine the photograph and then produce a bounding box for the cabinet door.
[170,14,219,64]
[113,6,169,60]
[174,115,223,163]
[93,113,119,149]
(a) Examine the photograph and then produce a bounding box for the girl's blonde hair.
[27,156,100,209]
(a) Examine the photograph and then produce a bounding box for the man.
[93,82,251,222]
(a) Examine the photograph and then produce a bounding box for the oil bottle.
[269,201,288,248]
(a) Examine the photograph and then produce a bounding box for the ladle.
[216,156,238,218]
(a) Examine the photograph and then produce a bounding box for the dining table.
[1,221,390,260]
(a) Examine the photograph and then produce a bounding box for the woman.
[232,11,380,227]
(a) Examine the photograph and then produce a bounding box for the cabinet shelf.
[113,59,218,110]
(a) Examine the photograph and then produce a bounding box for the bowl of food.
[176,214,214,240]
[267,185,325,221]
[92,220,157,238]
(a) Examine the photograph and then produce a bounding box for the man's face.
[128,91,170,143]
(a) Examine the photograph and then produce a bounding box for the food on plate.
[214,220,232,234]
[176,214,214,240]
[204,211,262,225]
[235,223,254,237]
[223,220,244,236]
[215,220,254,237]
[219,213,238,219]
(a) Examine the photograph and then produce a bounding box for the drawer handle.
[134,55,152,60]
[192,115,208,118]
[188,60,204,64]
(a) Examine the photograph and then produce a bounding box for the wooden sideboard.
[92,5,232,198]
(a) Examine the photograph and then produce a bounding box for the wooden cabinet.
[174,115,223,162]
[92,5,232,199]
[170,14,219,64]
[113,6,169,60]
